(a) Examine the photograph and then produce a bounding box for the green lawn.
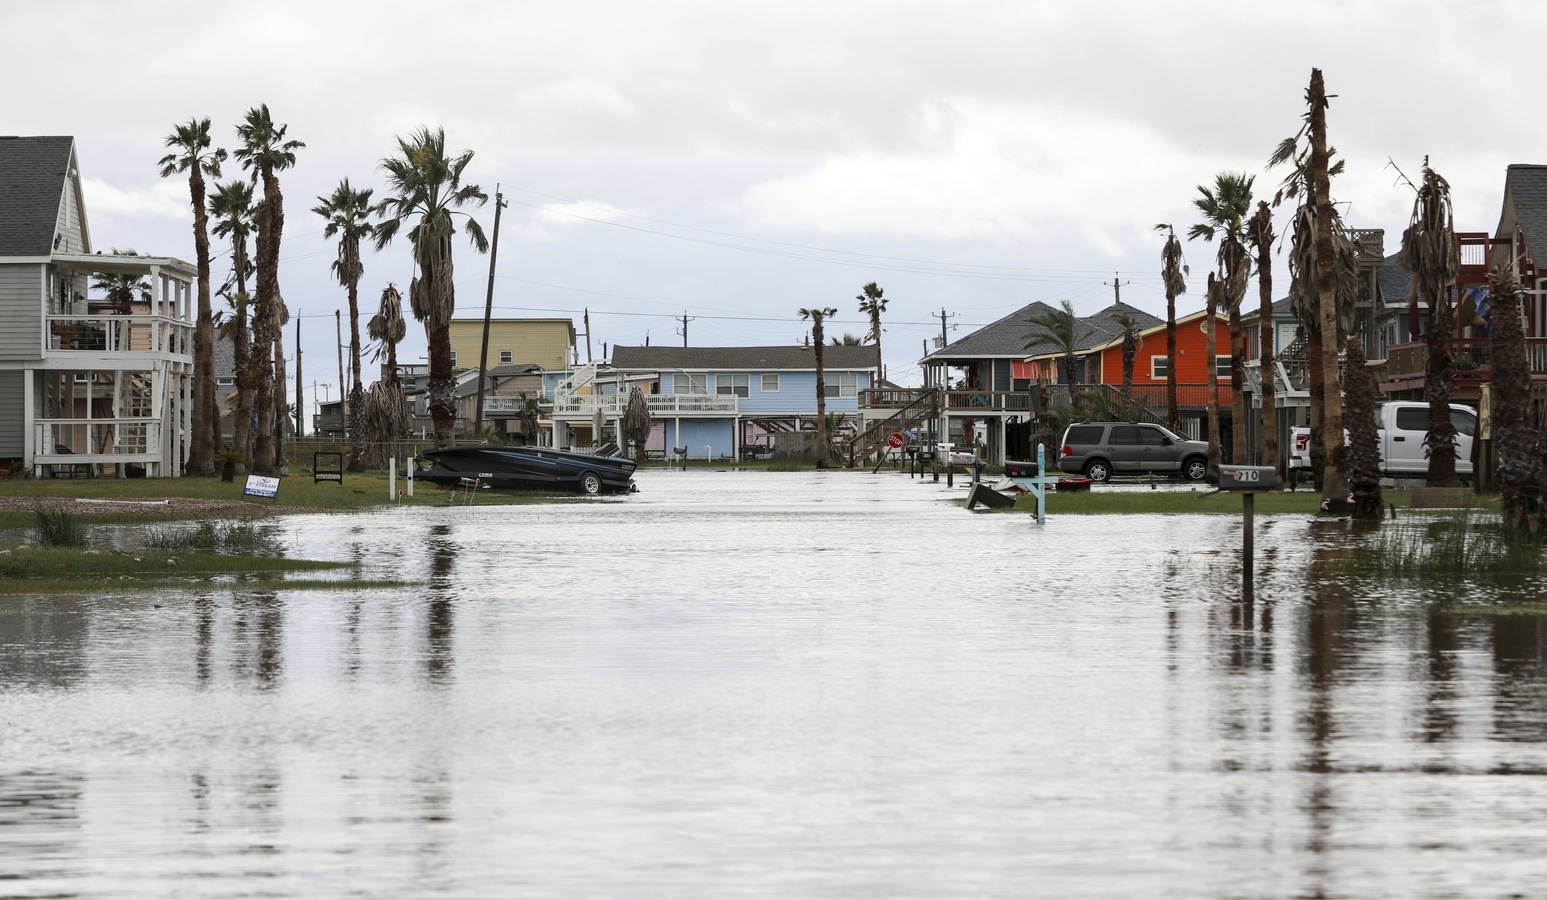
[1004,488,1423,515]
[0,547,403,595]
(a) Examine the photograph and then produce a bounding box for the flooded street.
[3,470,1547,897]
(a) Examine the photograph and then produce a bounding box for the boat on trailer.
[416,442,638,495]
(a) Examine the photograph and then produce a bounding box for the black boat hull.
[417,445,638,495]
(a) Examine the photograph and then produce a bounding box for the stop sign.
[887,432,905,449]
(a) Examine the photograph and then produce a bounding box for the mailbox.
[1218,465,1277,491]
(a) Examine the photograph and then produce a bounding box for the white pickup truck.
[1290,400,1477,478]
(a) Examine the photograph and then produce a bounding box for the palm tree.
[1488,263,1544,540]
[1114,312,1140,399]
[857,281,887,386]
[829,333,863,346]
[1155,225,1187,432]
[159,118,227,476]
[623,386,652,461]
[1249,201,1279,475]
[90,249,151,311]
[313,179,376,472]
[232,104,303,473]
[212,290,254,466]
[373,127,488,448]
[1343,335,1383,519]
[362,284,411,466]
[1395,159,1461,487]
[799,306,838,466]
[1026,300,1079,386]
[209,181,255,460]
[1190,172,1255,469]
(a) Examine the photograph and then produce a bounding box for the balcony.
[47,314,193,357]
[551,392,739,418]
[1382,337,1547,392]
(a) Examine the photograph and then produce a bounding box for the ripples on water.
[2,470,1546,897]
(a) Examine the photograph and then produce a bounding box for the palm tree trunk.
[347,276,367,472]
[1229,299,1247,464]
[189,168,216,476]
[1166,303,1179,432]
[1255,205,1279,478]
[1423,288,1459,486]
[1490,265,1544,538]
[1344,336,1383,519]
[1205,274,1221,480]
[813,327,829,466]
[1309,68,1349,507]
[251,166,283,473]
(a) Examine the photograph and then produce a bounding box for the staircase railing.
[846,388,940,467]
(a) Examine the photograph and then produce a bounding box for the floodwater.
[2,471,1546,898]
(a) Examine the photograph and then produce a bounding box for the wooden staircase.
[846,388,940,467]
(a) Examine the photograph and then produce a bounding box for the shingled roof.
[0,136,74,258]
[931,301,1059,359]
[611,344,878,371]
[1500,164,1547,264]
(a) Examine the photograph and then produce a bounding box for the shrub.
[33,502,86,548]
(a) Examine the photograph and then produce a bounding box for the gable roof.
[612,344,878,371]
[0,136,75,257]
[1499,164,1547,262]
[929,301,1060,359]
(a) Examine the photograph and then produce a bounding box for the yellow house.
[447,318,575,371]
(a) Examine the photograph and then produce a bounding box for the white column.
[22,368,35,473]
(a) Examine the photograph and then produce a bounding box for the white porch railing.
[552,393,739,416]
[35,419,162,458]
[47,315,193,356]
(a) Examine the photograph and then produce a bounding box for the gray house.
[0,136,196,477]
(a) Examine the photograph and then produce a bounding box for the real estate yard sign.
[243,475,281,501]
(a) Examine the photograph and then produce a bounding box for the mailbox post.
[1217,465,1277,593]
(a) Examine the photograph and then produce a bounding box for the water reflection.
[423,523,457,685]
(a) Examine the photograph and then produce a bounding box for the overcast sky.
[5,0,1542,406]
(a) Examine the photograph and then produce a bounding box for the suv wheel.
[1183,457,1207,482]
[1084,459,1112,483]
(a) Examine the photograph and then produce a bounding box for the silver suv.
[1057,422,1209,482]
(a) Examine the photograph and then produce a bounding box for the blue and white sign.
[243,475,281,499]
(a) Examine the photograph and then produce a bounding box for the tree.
[159,118,227,476]
[1489,263,1544,541]
[209,180,256,462]
[1343,335,1383,519]
[1114,312,1140,399]
[1155,225,1188,432]
[829,333,863,346]
[857,281,887,386]
[1249,201,1279,475]
[90,249,151,312]
[623,386,652,461]
[1026,300,1079,386]
[1270,68,1351,509]
[799,306,838,466]
[362,284,411,467]
[1394,159,1461,487]
[374,127,488,448]
[1190,172,1255,468]
[233,104,303,473]
[1202,274,1223,478]
[313,179,376,472]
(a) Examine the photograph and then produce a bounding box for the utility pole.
[1104,271,1130,305]
[583,307,593,363]
[475,187,507,439]
[335,310,345,436]
[938,307,953,350]
[677,311,694,347]
[295,316,303,439]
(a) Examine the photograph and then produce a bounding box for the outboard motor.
[595,442,622,458]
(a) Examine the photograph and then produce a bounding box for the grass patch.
[144,520,272,554]
[1339,507,1545,578]
[1001,488,1343,515]
[33,502,86,547]
[0,547,394,594]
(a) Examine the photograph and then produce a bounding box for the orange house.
[1026,308,1233,411]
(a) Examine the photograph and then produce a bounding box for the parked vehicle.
[1056,422,1209,483]
[1289,401,1476,478]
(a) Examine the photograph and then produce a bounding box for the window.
[449,351,458,367]
[1395,407,1427,432]
[499,350,513,364]
[1451,408,1476,437]
[717,373,750,398]
[1136,425,1170,446]
[1151,357,1170,379]
[674,373,707,394]
[216,377,236,387]
[1064,425,1104,446]
[762,373,779,393]
[1215,356,1231,378]
[823,371,859,398]
[1110,425,1141,445]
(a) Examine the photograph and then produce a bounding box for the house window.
[823,372,859,398]
[1215,356,1231,378]
[1150,357,1169,379]
[216,377,236,387]
[449,351,458,367]
[499,350,513,364]
[674,373,707,394]
[762,373,779,392]
[717,373,750,398]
